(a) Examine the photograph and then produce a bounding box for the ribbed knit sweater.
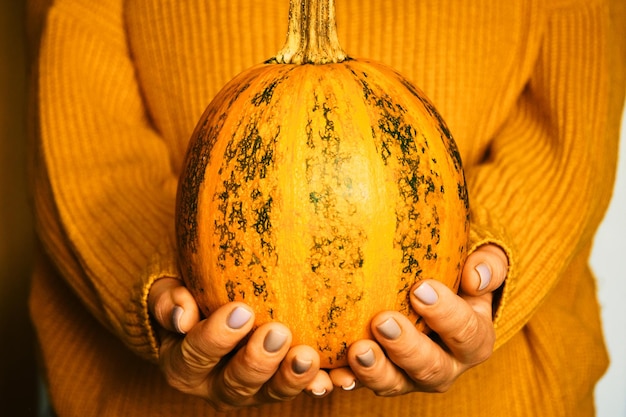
[28,0,625,416]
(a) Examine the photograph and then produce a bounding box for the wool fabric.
[28,0,625,416]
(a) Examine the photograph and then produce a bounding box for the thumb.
[158,302,256,395]
[460,244,508,296]
[149,277,201,334]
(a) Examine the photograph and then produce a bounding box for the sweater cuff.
[469,206,516,346]
[135,236,180,363]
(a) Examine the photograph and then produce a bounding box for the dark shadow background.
[1,0,38,415]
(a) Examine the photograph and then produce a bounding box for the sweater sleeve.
[466,0,625,350]
[32,0,177,362]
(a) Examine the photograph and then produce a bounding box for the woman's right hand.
[148,278,332,412]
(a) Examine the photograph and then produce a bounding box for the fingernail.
[172,306,185,334]
[292,357,313,374]
[376,317,402,340]
[413,282,438,305]
[263,329,288,353]
[311,387,327,397]
[227,306,253,329]
[476,263,492,291]
[342,380,357,391]
[356,348,375,368]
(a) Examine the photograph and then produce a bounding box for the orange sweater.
[29,0,625,416]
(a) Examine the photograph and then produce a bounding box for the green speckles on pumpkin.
[315,294,362,366]
[225,279,237,302]
[178,76,258,262]
[310,234,365,276]
[309,191,322,205]
[251,80,279,107]
[224,123,278,181]
[178,111,228,255]
[252,196,275,255]
[252,279,269,300]
[304,90,367,358]
[349,65,460,316]
[250,69,293,107]
[395,73,466,183]
[211,77,282,302]
[326,296,346,327]
[458,181,470,211]
[398,73,470,218]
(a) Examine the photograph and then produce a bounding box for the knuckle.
[451,314,481,346]
[471,338,495,366]
[430,380,454,394]
[374,381,406,397]
[153,297,171,328]
[217,350,283,402]
[221,369,259,398]
[160,360,198,394]
[261,385,298,403]
[162,369,188,392]
[451,316,495,365]
[410,354,450,390]
[212,377,258,411]
[495,262,509,287]
[246,358,280,377]
[180,339,217,369]
[212,339,238,355]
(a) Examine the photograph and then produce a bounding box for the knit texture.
[29,0,625,416]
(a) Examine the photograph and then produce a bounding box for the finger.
[460,244,509,296]
[261,345,320,402]
[328,365,359,391]
[217,322,292,404]
[412,280,495,366]
[149,277,201,333]
[160,302,254,394]
[306,369,334,398]
[346,338,416,396]
[367,312,459,393]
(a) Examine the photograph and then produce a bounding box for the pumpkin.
[176,0,470,369]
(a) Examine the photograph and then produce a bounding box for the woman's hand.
[329,244,508,394]
[148,278,333,411]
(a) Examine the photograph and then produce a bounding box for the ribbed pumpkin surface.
[176,58,469,368]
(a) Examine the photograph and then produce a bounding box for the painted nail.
[476,263,492,291]
[414,282,438,305]
[356,348,376,368]
[377,317,402,340]
[172,306,185,334]
[227,306,253,329]
[342,380,357,391]
[292,357,313,374]
[263,329,288,353]
[311,387,327,397]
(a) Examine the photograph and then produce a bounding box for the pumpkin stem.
[273,0,347,64]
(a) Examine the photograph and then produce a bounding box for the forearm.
[466,0,625,349]
[31,0,179,361]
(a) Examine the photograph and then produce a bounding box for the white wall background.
[593,107,626,417]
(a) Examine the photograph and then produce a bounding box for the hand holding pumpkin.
[148,278,333,411]
[149,242,507,407]
[329,243,508,395]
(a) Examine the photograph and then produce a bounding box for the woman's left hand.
[329,244,508,394]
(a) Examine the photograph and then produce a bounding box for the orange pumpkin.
[176,0,469,368]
